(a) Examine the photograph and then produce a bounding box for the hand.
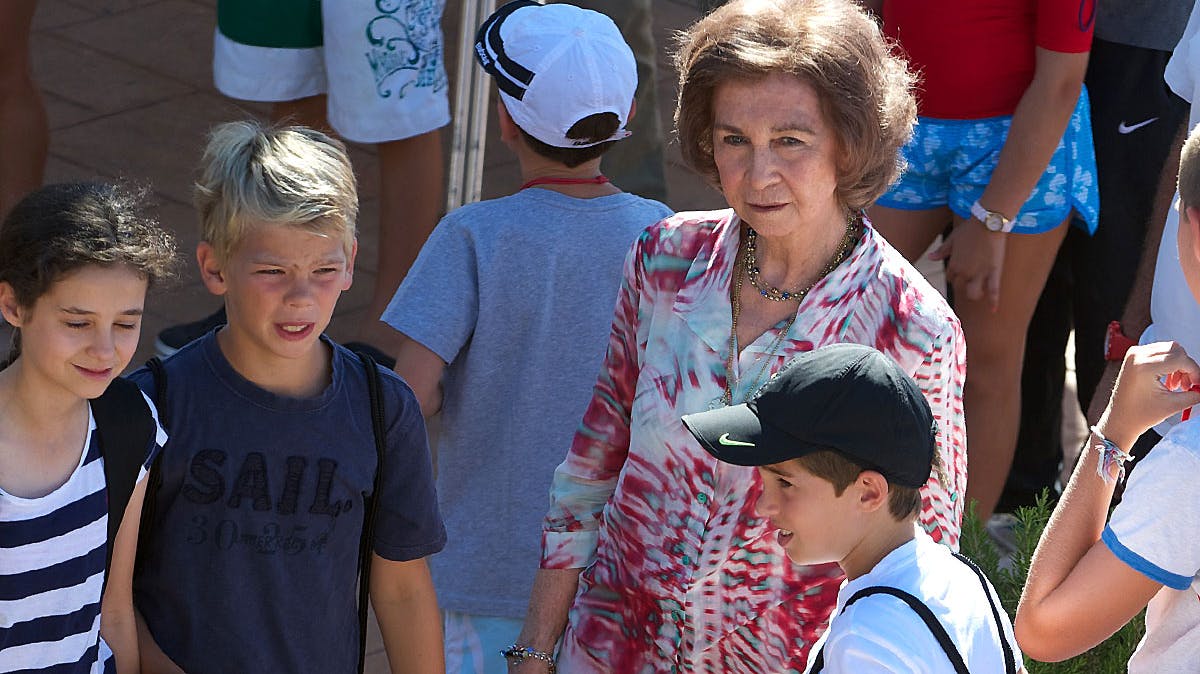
[930,217,1006,311]
[1098,341,1200,449]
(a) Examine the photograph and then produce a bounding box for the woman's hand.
[930,217,1006,311]
[1098,341,1200,449]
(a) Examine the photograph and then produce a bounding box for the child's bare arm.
[135,609,186,674]
[1015,450,1160,661]
[1016,342,1200,661]
[100,479,146,674]
[371,555,444,674]
[393,336,447,418]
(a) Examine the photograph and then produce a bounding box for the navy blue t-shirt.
[129,332,445,673]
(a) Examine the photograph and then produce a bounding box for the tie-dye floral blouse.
[542,210,966,673]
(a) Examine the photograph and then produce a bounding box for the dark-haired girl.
[0,183,175,672]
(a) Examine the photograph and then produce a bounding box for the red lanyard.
[520,175,610,190]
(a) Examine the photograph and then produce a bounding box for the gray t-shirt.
[1095,0,1194,52]
[383,188,672,618]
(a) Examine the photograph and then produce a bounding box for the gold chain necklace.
[746,213,861,302]
[718,214,862,407]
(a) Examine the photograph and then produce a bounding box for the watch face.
[984,214,1004,232]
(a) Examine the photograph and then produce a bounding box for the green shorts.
[213,0,450,143]
[218,0,323,49]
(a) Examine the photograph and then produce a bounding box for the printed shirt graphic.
[364,0,447,99]
[129,333,444,673]
[543,210,967,672]
[0,399,165,673]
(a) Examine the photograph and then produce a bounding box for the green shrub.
[959,493,1145,673]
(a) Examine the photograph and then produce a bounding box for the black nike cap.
[681,343,935,488]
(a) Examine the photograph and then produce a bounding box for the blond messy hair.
[195,121,358,261]
[673,0,917,211]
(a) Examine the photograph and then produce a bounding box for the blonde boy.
[683,344,1022,673]
[129,121,446,673]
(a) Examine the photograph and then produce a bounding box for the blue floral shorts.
[877,88,1099,235]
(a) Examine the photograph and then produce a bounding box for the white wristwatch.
[970,200,1015,233]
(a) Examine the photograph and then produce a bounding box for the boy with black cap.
[384,1,671,671]
[683,343,1023,674]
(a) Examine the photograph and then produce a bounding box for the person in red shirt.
[863,0,1097,521]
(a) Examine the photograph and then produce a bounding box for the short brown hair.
[518,111,622,168]
[674,0,916,211]
[1179,124,1200,211]
[794,449,946,521]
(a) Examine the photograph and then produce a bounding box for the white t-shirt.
[1101,420,1200,673]
[805,531,1020,674]
[1148,0,1200,435]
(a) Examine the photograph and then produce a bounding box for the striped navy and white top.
[0,394,165,672]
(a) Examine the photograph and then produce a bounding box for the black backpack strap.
[91,377,156,593]
[953,553,1017,674]
[356,352,388,674]
[808,586,969,674]
[135,357,167,573]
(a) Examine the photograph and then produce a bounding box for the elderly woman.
[507,1,966,672]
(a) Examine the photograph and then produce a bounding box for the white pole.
[446,0,497,212]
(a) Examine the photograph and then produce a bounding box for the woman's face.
[711,72,844,238]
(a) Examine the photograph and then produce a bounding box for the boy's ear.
[0,281,26,327]
[854,470,890,514]
[497,99,520,143]
[196,242,229,297]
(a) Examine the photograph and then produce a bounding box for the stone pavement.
[26,0,719,669]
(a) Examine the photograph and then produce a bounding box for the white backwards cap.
[474,1,637,148]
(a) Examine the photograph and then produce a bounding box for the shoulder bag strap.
[135,357,167,573]
[808,586,970,674]
[91,377,156,592]
[357,352,387,674]
[953,552,1017,674]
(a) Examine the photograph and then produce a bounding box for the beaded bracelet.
[501,644,557,673]
[1090,425,1133,485]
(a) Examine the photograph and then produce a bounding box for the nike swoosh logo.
[718,433,756,447]
[1118,117,1159,134]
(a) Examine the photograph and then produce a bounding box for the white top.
[1102,420,1200,673]
[1148,0,1200,435]
[805,531,1020,674]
